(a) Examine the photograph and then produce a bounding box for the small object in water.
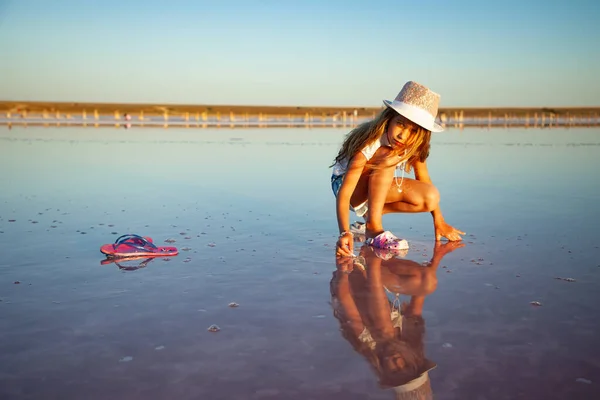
[101,234,178,257]
[181,247,192,251]
[554,277,576,282]
[442,343,453,348]
[155,345,165,351]
[14,281,20,284]
[8,219,16,222]
[207,324,220,332]
[228,302,239,308]
[165,238,176,243]
[119,356,133,362]
[208,243,216,247]
[576,378,592,384]
[530,301,542,306]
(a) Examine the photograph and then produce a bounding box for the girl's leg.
[349,148,440,238]
[363,176,440,237]
[364,164,395,237]
[382,178,440,215]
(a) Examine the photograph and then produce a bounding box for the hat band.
[392,372,429,394]
[388,101,436,129]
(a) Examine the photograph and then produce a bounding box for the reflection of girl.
[330,242,462,398]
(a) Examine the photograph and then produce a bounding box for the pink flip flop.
[100,234,178,258]
[365,231,409,250]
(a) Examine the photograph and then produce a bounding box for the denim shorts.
[331,174,344,196]
[330,174,368,217]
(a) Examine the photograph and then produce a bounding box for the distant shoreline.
[2,101,600,116]
[1,101,599,128]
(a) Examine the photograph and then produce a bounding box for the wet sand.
[0,126,599,399]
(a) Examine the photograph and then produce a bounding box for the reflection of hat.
[383,81,444,133]
[392,359,437,399]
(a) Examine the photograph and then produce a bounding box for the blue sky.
[0,0,599,107]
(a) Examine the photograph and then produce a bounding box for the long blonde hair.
[332,107,431,172]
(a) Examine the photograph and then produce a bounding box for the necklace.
[395,151,407,193]
[395,163,406,193]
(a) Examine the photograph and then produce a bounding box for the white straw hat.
[383,81,444,132]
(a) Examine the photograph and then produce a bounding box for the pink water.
[1,126,599,399]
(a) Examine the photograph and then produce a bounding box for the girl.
[331,81,464,256]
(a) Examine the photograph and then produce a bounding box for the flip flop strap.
[113,234,158,251]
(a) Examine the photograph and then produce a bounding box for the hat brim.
[392,359,437,394]
[383,100,444,132]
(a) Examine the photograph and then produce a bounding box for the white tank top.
[332,134,391,177]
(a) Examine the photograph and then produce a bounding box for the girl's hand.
[335,255,355,273]
[434,221,465,242]
[336,232,354,257]
[432,240,465,259]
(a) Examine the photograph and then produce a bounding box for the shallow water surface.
[1,126,599,399]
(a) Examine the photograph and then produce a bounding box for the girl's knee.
[422,275,438,295]
[422,185,440,212]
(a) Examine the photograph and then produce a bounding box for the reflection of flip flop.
[100,254,152,265]
[101,256,156,271]
[100,234,178,257]
[372,247,409,260]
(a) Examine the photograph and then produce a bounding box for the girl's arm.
[335,153,367,256]
[332,258,367,337]
[413,160,465,241]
